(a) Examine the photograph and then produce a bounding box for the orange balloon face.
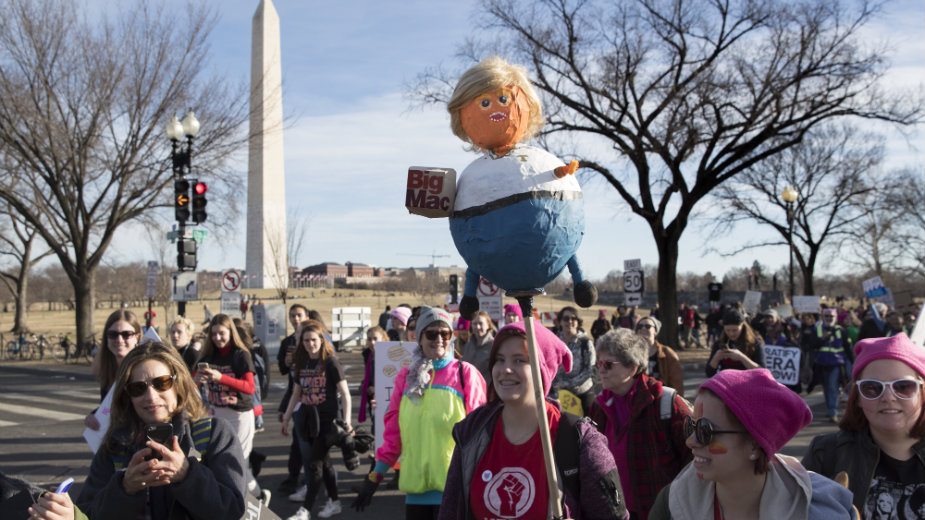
[459,86,531,155]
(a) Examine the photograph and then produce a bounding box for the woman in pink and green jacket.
[351,306,487,519]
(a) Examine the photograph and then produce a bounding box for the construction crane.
[399,251,451,268]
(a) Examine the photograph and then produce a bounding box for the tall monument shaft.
[246,0,288,290]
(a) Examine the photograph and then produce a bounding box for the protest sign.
[83,385,114,453]
[373,341,416,450]
[406,167,456,218]
[743,291,762,315]
[764,345,801,386]
[792,295,821,315]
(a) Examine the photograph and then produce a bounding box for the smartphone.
[197,362,209,371]
[54,477,74,494]
[144,423,173,460]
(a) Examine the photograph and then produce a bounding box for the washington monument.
[246,0,288,290]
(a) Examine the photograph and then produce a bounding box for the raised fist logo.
[483,468,535,518]
[498,474,526,516]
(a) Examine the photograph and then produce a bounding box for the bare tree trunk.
[656,238,680,350]
[73,268,95,348]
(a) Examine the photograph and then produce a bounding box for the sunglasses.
[106,330,136,340]
[636,323,654,330]
[560,315,578,322]
[596,360,621,371]
[683,416,748,446]
[125,374,176,398]
[856,379,922,400]
[423,329,452,341]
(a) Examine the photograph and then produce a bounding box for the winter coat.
[802,427,925,513]
[589,375,692,519]
[439,399,628,520]
[649,454,856,520]
[76,414,246,520]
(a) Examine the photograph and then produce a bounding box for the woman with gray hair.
[589,328,692,520]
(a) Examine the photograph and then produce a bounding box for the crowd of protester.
[12,295,924,520]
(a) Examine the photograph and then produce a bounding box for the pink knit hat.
[490,322,572,395]
[503,303,523,318]
[390,307,412,326]
[700,368,811,457]
[852,333,925,380]
[455,317,471,331]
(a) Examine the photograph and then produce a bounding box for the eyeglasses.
[125,375,176,398]
[596,360,621,371]
[856,379,923,400]
[636,324,654,330]
[560,316,578,322]
[106,330,136,340]
[423,329,452,341]
[683,416,748,446]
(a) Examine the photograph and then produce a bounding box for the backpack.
[252,343,269,397]
[554,412,626,518]
[111,418,212,470]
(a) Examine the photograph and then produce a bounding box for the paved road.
[0,355,839,518]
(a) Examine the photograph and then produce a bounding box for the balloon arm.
[554,160,579,178]
[520,297,564,519]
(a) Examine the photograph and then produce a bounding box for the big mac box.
[406,167,456,218]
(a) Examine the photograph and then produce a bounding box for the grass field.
[1,287,614,339]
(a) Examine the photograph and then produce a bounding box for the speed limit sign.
[623,270,644,293]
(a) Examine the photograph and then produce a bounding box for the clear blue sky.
[111,0,923,282]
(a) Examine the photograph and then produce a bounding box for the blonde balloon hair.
[447,56,544,150]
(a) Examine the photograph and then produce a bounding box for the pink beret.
[701,368,811,457]
[503,303,523,318]
[852,333,925,380]
[491,322,572,396]
[390,307,412,326]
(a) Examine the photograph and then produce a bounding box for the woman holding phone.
[75,342,246,520]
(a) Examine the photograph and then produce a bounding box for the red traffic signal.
[192,179,207,224]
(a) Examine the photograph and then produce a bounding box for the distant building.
[302,262,348,278]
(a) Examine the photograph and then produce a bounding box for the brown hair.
[557,306,584,329]
[723,321,760,359]
[486,327,530,403]
[106,342,207,451]
[97,310,142,393]
[472,311,497,335]
[200,314,249,358]
[699,388,769,474]
[293,320,336,373]
[839,377,925,437]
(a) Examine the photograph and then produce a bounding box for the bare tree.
[0,0,248,346]
[287,205,311,269]
[264,221,291,306]
[0,209,54,332]
[893,168,925,280]
[709,124,883,295]
[412,0,921,347]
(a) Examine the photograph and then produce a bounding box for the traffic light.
[449,274,459,304]
[174,179,191,223]
[177,238,197,271]
[192,180,207,224]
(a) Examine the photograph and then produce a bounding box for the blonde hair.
[447,56,544,150]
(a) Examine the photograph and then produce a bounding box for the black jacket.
[802,427,925,512]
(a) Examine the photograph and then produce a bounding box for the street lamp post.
[781,185,799,307]
[167,111,200,317]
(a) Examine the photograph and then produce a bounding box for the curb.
[0,362,95,382]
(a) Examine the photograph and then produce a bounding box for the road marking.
[0,419,18,427]
[0,400,86,422]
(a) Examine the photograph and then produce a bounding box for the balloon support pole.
[511,290,565,520]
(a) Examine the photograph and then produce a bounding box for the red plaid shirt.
[589,374,692,520]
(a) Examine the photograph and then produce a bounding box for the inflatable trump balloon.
[447,56,597,318]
